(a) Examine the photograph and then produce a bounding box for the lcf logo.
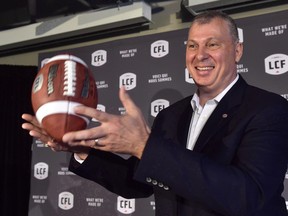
[265,54,288,75]
[58,192,74,210]
[119,73,137,90]
[34,162,49,180]
[117,196,135,214]
[91,50,107,66]
[151,40,169,58]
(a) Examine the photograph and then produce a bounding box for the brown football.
[31,54,97,142]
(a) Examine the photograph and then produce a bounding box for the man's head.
[186,10,243,101]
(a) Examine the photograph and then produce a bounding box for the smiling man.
[186,14,243,106]
[22,11,288,216]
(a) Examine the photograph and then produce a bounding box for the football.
[31,54,97,142]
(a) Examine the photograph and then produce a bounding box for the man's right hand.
[21,113,90,159]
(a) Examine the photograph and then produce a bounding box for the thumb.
[119,86,139,115]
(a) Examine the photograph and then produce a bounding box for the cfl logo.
[119,73,137,90]
[237,28,244,43]
[34,162,49,180]
[151,99,170,117]
[265,54,288,75]
[117,196,135,214]
[58,192,74,210]
[185,68,194,84]
[91,50,107,66]
[151,40,169,58]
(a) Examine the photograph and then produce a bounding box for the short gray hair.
[191,10,239,43]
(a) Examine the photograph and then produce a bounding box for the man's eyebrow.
[187,37,218,43]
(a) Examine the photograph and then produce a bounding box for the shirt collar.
[191,74,239,110]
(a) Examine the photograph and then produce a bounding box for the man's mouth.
[195,66,214,71]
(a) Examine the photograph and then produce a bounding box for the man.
[23,11,288,215]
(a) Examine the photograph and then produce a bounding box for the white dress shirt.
[186,75,239,150]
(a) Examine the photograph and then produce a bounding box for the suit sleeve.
[134,100,288,215]
[69,149,153,199]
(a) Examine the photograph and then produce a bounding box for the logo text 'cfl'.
[151,40,169,58]
[91,50,107,67]
[151,99,170,117]
[117,196,135,214]
[58,192,74,210]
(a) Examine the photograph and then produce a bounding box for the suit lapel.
[193,75,248,152]
[177,103,193,146]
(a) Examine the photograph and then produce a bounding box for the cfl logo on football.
[34,162,49,180]
[185,68,195,84]
[151,40,169,58]
[58,192,74,210]
[119,73,137,90]
[265,54,288,75]
[91,50,107,67]
[151,99,170,117]
[117,196,135,214]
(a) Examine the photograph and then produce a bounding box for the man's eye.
[188,44,197,50]
[208,43,220,50]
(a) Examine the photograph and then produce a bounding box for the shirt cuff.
[74,153,85,164]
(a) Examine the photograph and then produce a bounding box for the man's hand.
[21,113,90,157]
[63,87,151,159]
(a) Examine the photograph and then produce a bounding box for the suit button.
[158,182,164,187]
[152,180,158,185]
[146,177,152,183]
[163,186,170,190]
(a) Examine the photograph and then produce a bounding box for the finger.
[49,144,66,152]
[62,126,105,144]
[22,116,51,140]
[22,113,33,121]
[22,122,34,131]
[64,138,99,150]
[73,106,114,123]
[47,141,68,152]
[22,121,49,137]
[119,87,139,115]
[22,113,41,127]
[22,123,40,137]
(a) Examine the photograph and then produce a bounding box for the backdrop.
[28,10,288,215]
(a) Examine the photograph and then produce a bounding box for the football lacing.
[63,60,77,97]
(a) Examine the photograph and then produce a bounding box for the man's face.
[186,18,243,97]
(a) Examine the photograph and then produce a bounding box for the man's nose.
[196,46,209,61]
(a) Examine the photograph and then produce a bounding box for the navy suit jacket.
[70,75,288,216]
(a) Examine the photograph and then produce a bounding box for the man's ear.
[235,42,243,63]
